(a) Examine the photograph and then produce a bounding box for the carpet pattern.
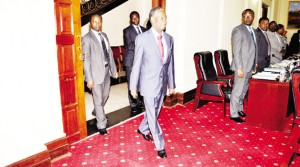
[52,101,299,166]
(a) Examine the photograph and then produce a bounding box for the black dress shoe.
[137,103,144,110]
[137,129,152,141]
[98,128,107,135]
[92,110,96,116]
[157,149,167,158]
[238,111,246,117]
[131,107,137,113]
[230,117,245,123]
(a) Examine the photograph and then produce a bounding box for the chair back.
[214,50,233,75]
[292,66,300,117]
[111,46,121,60]
[194,51,217,81]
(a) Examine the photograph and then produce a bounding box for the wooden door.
[54,0,87,144]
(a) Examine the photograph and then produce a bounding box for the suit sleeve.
[82,36,92,82]
[168,37,176,89]
[268,32,282,53]
[123,29,135,51]
[232,27,243,69]
[129,36,143,91]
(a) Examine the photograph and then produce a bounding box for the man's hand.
[131,90,138,99]
[237,68,244,78]
[279,48,285,53]
[80,53,85,60]
[169,89,176,95]
[87,81,94,90]
[114,72,119,79]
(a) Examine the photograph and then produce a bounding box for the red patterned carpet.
[52,102,300,166]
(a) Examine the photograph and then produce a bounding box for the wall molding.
[164,88,196,107]
[6,150,51,167]
[6,136,68,167]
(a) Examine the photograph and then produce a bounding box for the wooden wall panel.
[55,0,87,144]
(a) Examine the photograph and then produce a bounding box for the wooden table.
[246,79,294,131]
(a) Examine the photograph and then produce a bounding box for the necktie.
[248,27,256,44]
[137,26,141,34]
[99,33,110,68]
[157,35,164,63]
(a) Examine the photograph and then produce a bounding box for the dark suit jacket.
[255,27,270,71]
[123,25,147,67]
[289,32,300,54]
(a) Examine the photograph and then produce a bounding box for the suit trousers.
[125,66,142,108]
[230,71,252,118]
[92,66,110,129]
[138,91,165,151]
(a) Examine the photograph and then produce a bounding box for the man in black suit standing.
[123,11,147,114]
[255,17,271,72]
[289,30,300,55]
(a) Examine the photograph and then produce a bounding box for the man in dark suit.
[230,9,257,123]
[255,17,270,72]
[123,11,147,114]
[82,14,118,135]
[130,7,176,158]
[289,30,300,55]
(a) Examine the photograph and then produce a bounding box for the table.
[246,79,294,131]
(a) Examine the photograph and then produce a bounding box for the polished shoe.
[92,109,96,116]
[131,107,137,113]
[98,128,107,135]
[230,117,245,123]
[157,149,167,158]
[238,111,246,117]
[137,103,144,110]
[137,129,152,141]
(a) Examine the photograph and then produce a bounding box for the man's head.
[268,21,278,32]
[149,7,167,33]
[90,14,102,32]
[242,9,255,26]
[258,17,269,31]
[130,11,140,26]
[277,24,285,35]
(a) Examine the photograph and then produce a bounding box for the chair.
[214,49,234,76]
[120,45,125,62]
[284,66,300,166]
[193,51,228,117]
[111,46,122,73]
[214,50,234,99]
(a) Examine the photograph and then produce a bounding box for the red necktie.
[157,35,164,63]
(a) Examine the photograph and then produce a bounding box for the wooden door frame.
[54,0,87,144]
[152,0,166,8]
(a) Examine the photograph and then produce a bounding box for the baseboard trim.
[45,137,69,160]
[177,88,196,105]
[163,88,196,107]
[6,136,69,167]
[6,150,51,167]
[164,93,178,107]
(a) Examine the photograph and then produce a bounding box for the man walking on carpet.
[130,7,176,158]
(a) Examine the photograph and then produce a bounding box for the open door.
[54,0,87,144]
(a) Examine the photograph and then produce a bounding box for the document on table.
[252,72,279,80]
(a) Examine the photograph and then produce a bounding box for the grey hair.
[149,7,164,20]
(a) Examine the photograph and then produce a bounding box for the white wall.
[277,0,299,44]
[0,1,65,166]
[166,0,246,93]
[81,0,152,46]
